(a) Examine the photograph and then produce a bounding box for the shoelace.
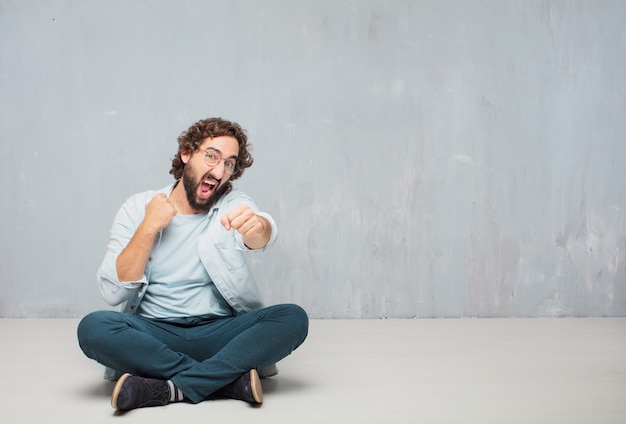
[138,378,171,406]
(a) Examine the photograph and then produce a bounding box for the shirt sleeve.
[96,193,150,306]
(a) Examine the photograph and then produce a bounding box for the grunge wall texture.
[1,0,624,318]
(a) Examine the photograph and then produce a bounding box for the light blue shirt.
[96,184,278,317]
[97,183,280,381]
[136,212,233,319]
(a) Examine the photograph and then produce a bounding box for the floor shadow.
[80,380,116,398]
[261,376,308,395]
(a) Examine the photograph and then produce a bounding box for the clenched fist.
[221,204,271,249]
[144,193,177,233]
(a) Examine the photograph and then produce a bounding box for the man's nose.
[211,159,226,178]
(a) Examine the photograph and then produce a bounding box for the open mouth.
[198,178,218,200]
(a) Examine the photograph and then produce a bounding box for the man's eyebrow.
[204,146,238,160]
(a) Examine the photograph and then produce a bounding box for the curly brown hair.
[169,117,253,181]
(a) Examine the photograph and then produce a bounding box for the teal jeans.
[77,304,308,403]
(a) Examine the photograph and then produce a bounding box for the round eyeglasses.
[202,148,239,175]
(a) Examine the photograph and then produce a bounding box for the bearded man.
[77,117,308,411]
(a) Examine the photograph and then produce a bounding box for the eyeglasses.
[202,148,239,175]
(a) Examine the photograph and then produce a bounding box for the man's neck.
[169,182,199,215]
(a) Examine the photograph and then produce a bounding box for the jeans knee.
[76,310,116,356]
[281,303,309,344]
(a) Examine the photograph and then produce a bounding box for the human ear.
[181,149,192,164]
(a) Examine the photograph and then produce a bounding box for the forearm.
[116,222,159,282]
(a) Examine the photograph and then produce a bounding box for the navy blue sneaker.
[112,373,171,410]
[214,370,263,404]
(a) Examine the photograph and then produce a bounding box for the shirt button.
[148,257,153,262]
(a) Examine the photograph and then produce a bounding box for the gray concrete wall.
[1,0,624,318]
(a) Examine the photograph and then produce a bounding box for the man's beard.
[181,164,231,212]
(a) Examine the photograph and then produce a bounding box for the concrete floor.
[2,317,625,423]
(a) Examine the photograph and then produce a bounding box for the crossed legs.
[77,304,308,404]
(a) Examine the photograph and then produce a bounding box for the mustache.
[202,172,221,183]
